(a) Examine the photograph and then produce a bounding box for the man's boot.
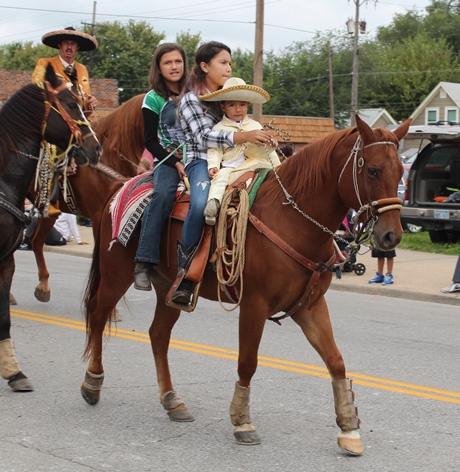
[133,262,152,291]
[170,241,197,305]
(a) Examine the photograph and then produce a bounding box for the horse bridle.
[42,80,96,153]
[337,135,403,245]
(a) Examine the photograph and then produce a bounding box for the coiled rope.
[214,188,250,311]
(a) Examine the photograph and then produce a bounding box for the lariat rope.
[213,187,250,311]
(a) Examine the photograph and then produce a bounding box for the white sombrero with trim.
[200,77,270,104]
[42,27,98,52]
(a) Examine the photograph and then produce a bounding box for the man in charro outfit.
[32,27,99,217]
[32,26,99,115]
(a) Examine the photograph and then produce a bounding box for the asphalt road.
[2,250,460,472]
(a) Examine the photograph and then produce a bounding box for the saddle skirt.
[108,169,269,250]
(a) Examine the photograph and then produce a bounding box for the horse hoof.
[233,425,261,445]
[34,287,50,303]
[8,372,34,392]
[80,385,100,405]
[168,406,194,422]
[337,431,364,456]
[9,293,17,305]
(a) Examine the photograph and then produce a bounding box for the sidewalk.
[44,225,460,306]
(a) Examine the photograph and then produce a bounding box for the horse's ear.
[392,118,412,142]
[44,63,61,89]
[355,114,374,145]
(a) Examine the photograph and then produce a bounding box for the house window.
[426,109,438,124]
[446,108,458,124]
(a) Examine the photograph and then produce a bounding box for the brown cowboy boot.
[133,262,153,291]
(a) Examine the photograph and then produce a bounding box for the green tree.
[0,42,50,70]
[85,20,165,102]
[175,31,203,72]
[361,32,460,121]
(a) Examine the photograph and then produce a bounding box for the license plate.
[434,209,449,219]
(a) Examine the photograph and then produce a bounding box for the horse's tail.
[82,221,103,361]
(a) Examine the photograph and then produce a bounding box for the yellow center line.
[11,309,460,404]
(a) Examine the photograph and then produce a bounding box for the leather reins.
[249,134,403,324]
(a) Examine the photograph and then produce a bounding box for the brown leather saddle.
[165,171,258,311]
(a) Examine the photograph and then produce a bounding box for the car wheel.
[429,229,448,243]
[428,229,460,243]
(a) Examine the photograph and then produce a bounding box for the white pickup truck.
[401,123,460,243]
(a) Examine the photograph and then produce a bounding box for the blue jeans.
[182,159,210,248]
[135,164,179,265]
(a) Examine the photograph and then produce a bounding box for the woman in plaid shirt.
[171,41,274,307]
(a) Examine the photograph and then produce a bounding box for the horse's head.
[43,63,102,166]
[338,115,411,251]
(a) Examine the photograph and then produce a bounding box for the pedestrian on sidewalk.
[54,213,88,245]
[368,248,396,285]
[441,254,460,293]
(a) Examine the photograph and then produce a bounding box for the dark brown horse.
[0,64,102,391]
[81,116,411,454]
[28,94,145,303]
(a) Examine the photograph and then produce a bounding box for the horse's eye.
[67,102,77,109]
[367,167,378,178]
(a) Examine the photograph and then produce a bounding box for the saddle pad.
[109,172,153,248]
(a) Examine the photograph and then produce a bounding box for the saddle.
[166,170,260,311]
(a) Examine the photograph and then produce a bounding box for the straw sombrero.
[42,27,98,52]
[200,78,270,104]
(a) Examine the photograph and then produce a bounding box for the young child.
[368,248,396,285]
[200,77,281,225]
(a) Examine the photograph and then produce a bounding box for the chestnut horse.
[81,116,411,454]
[28,94,145,303]
[0,64,102,391]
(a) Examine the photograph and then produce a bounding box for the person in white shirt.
[54,213,88,245]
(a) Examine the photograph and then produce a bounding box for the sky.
[0,0,432,54]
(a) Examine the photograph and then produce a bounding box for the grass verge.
[399,230,460,256]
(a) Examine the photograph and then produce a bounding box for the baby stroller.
[334,213,366,276]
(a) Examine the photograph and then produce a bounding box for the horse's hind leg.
[150,275,194,422]
[0,257,33,391]
[292,296,364,456]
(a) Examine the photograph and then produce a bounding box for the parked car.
[402,152,419,173]
[399,171,422,233]
[401,123,460,243]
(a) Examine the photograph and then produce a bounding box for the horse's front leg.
[30,217,56,302]
[0,257,33,391]
[292,295,364,456]
[150,275,194,422]
[230,304,267,445]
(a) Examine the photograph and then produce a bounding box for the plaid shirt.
[179,91,234,166]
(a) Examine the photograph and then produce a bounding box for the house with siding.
[396,82,460,154]
[256,115,336,151]
[410,82,460,126]
[357,108,397,128]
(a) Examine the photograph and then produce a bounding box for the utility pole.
[347,0,367,126]
[88,1,97,75]
[327,42,334,122]
[252,0,264,123]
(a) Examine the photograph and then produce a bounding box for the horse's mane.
[0,83,46,175]
[263,126,357,202]
[93,94,146,169]
[263,125,400,205]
